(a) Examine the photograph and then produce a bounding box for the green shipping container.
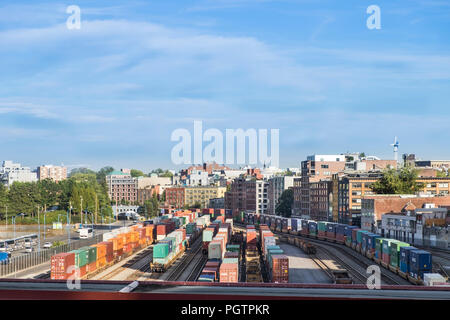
[153,243,170,258]
[80,246,97,264]
[267,249,284,268]
[375,238,384,254]
[226,244,240,253]
[382,239,396,255]
[356,230,369,244]
[71,249,89,267]
[318,221,327,232]
[186,223,196,235]
[390,241,409,268]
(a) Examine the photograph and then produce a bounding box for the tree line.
[0,167,115,220]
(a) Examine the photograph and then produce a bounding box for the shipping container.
[399,246,417,274]
[409,250,432,280]
[51,252,76,280]
[390,241,410,269]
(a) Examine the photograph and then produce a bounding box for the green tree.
[276,189,293,217]
[69,168,96,177]
[371,167,424,194]
[130,169,145,177]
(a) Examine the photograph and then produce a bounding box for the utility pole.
[5,205,7,229]
[80,195,83,228]
[37,205,41,252]
[95,194,98,225]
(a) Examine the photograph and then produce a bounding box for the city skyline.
[1,0,449,170]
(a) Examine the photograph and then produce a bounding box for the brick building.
[361,194,450,232]
[165,187,185,208]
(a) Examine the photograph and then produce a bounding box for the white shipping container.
[157,234,166,241]
[208,241,223,260]
[423,273,448,286]
[102,232,114,242]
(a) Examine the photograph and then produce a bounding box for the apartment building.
[225,178,268,215]
[267,176,294,215]
[0,161,38,186]
[184,186,226,208]
[309,180,334,222]
[37,165,67,182]
[106,170,138,203]
[165,187,185,208]
[335,172,382,226]
[137,185,160,204]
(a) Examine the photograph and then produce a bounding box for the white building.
[256,180,269,215]
[112,205,140,218]
[186,169,210,186]
[306,154,346,162]
[137,176,172,189]
[0,161,38,186]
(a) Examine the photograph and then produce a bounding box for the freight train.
[51,210,204,280]
[241,213,434,285]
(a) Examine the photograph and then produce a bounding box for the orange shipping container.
[97,256,107,268]
[91,243,107,259]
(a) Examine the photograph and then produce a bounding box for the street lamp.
[12,216,16,248]
[37,206,41,252]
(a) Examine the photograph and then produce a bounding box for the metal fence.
[0,234,103,277]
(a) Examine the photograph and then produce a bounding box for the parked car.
[26,247,34,253]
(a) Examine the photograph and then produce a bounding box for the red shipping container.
[176,228,187,240]
[224,252,239,259]
[51,252,75,275]
[318,230,326,239]
[114,248,123,258]
[272,255,289,278]
[157,224,167,236]
[382,253,390,265]
[86,261,97,274]
[219,263,239,282]
[205,261,220,269]
[106,253,114,263]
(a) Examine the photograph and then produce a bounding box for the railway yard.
[0,209,449,300]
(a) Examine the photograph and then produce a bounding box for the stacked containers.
[83,246,97,274]
[51,252,75,280]
[308,221,317,237]
[99,241,114,263]
[291,219,298,233]
[157,224,168,241]
[317,221,327,239]
[271,255,289,283]
[153,243,170,265]
[375,237,383,260]
[382,239,395,265]
[409,250,432,280]
[400,246,417,274]
[91,243,107,268]
[351,228,361,248]
[146,225,155,244]
[219,258,239,282]
[111,236,124,258]
[326,223,336,241]
[246,227,257,251]
[390,241,410,269]
[335,224,346,244]
[366,234,381,257]
[356,230,369,251]
[72,248,89,278]
[281,218,288,233]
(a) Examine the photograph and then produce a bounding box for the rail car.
[238,213,439,286]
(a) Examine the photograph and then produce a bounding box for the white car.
[26,247,34,253]
[43,242,52,248]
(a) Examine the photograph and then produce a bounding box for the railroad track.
[165,238,204,281]
[310,247,367,284]
[96,246,154,281]
[234,223,407,285]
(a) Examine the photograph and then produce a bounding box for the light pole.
[5,205,7,229]
[44,211,46,243]
[37,206,41,252]
[67,203,71,245]
[12,216,16,248]
[80,195,83,228]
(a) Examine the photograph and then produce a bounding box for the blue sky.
[0,0,449,172]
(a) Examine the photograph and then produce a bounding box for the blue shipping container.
[291,219,298,232]
[336,224,346,236]
[409,250,432,280]
[367,234,381,251]
[0,252,8,262]
[399,246,417,274]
